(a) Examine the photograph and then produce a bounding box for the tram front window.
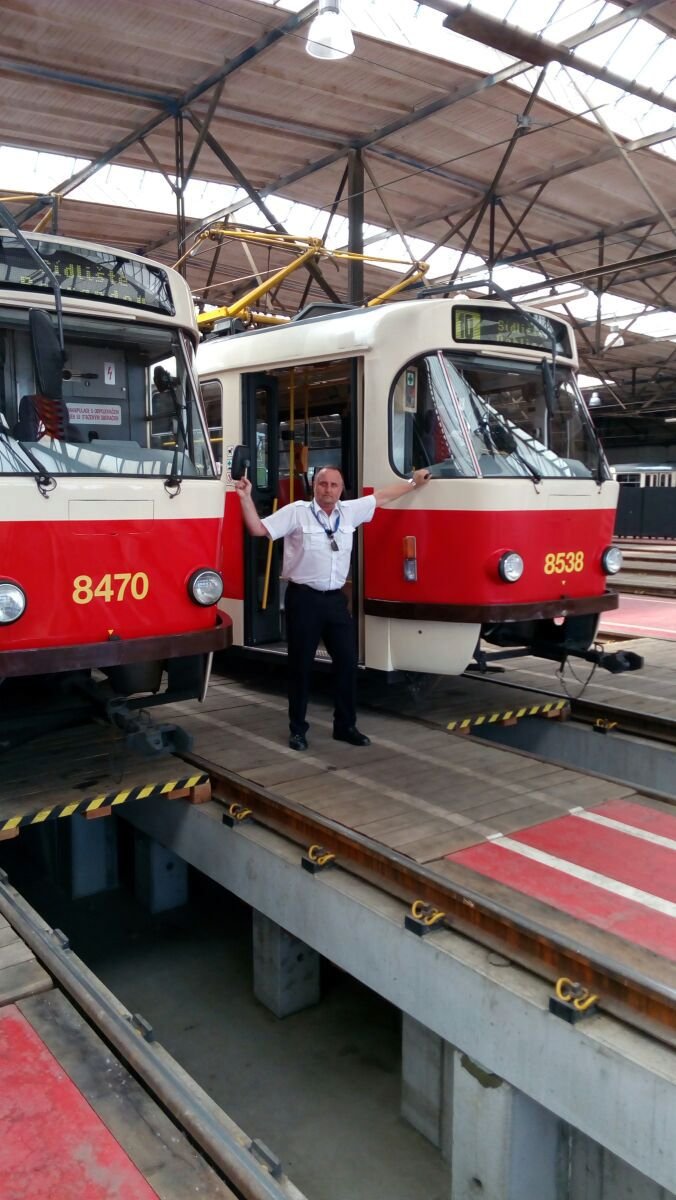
[0,312,215,479]
[390,352,604,481]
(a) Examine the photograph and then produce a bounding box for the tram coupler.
[105,698,193,757]
[556,647,644,674]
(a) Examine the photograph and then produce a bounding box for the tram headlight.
[498,552,524,583]
[188,569,223,606]
[0,581,26,624]
[602,546,623,575]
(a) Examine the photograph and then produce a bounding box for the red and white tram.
[0,225,230,745]
[197,296,635,677]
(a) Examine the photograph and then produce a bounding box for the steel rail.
[185,754,676,1046]
[465,673,676,750]
[570,696,676,748]
[0,871,306,1200]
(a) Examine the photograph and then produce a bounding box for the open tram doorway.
[241,356,359,655]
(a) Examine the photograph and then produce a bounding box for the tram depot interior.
[2,3,676,1200]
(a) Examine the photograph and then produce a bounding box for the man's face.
[313,468,343,513]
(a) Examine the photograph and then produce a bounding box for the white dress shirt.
[261,495,376,591]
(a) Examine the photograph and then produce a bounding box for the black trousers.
[284,582,357,736]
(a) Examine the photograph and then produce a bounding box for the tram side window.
[199,379,223,464]
[390,354,476,478]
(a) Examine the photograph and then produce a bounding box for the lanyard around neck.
[311,502,340,537]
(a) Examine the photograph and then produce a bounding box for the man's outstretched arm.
[374,467,431,507]
[233,476,271,537]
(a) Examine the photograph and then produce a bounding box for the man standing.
[234,465,431,750]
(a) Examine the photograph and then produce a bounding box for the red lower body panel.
[363,506,617,606]
[0,517,223,651]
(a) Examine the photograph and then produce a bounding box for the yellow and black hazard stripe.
[447,699,568,733]
[0,774,208,837]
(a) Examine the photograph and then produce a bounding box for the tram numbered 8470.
[0,226,231,746]
[198,296,640,678]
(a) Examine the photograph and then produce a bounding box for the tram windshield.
[0,311,215,479]
[390,352,605,481]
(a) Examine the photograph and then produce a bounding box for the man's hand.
[231,472,270,537]
[412,468,431,489]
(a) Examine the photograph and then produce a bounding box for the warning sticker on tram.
[66,404,122,426]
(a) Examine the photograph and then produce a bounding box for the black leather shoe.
[289,733,308,751]
[333,727,371,746]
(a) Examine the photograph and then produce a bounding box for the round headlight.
[498,552,524,583]
[602,546,623,575]
[188,569,223,606]
[0,581,26,624]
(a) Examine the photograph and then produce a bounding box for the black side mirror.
[490,419,516,455]
[230,444,251,481]
[542,361,558,416]
[29,309,64,400]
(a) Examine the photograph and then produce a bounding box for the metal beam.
[13,2,317,225]
[183,110,341,305]
[449,69,547,285]
[433,0,676,114]
[347,150,364,305]
[213,0,676,237]
[0,57,172,106]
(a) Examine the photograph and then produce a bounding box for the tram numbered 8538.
[198,296,636,678]
[0,227,231,744]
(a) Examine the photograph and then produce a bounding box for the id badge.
[329,537,339,552]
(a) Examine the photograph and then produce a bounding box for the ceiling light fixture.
[306,0,355,60]
[603,330,625,349]
[588,392,602,407]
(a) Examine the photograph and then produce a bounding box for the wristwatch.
[407,477,416,488]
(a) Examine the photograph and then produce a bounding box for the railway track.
[612,538,676,597]
[183,753,676,1049]
[468,673,676,750]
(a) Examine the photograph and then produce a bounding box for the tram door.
[241,358,358,650]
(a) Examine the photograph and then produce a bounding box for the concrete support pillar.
[570,1129,675,1200]
[450,1049,567,1200]
[69,814,118,898]
[401,1014,452,1156]
[252,911,320,1018]
[134,832,188,913]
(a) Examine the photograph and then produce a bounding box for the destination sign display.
[0,237,174,315]
[452,305,572,357]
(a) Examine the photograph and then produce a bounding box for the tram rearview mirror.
[29,309,64,400]
[542,361,557,416]
[230,444,251,481]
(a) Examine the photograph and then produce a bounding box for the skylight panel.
[580,20,662,77]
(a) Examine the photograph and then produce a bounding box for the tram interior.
[0,314,213,478]
[228,357,354,650]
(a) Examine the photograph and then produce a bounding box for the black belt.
[287,581,343,595]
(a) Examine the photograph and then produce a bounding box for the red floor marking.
[0,1005,159,1200]
[599,593,676,640]
[449,841,676,960]
[599,798,676,839]
[511,812,676,904]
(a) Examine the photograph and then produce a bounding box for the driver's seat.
[14,394,78,441]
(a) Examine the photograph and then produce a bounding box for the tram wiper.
[0,425,56,497]
[154,367,189,497]
[476,415,542,484]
